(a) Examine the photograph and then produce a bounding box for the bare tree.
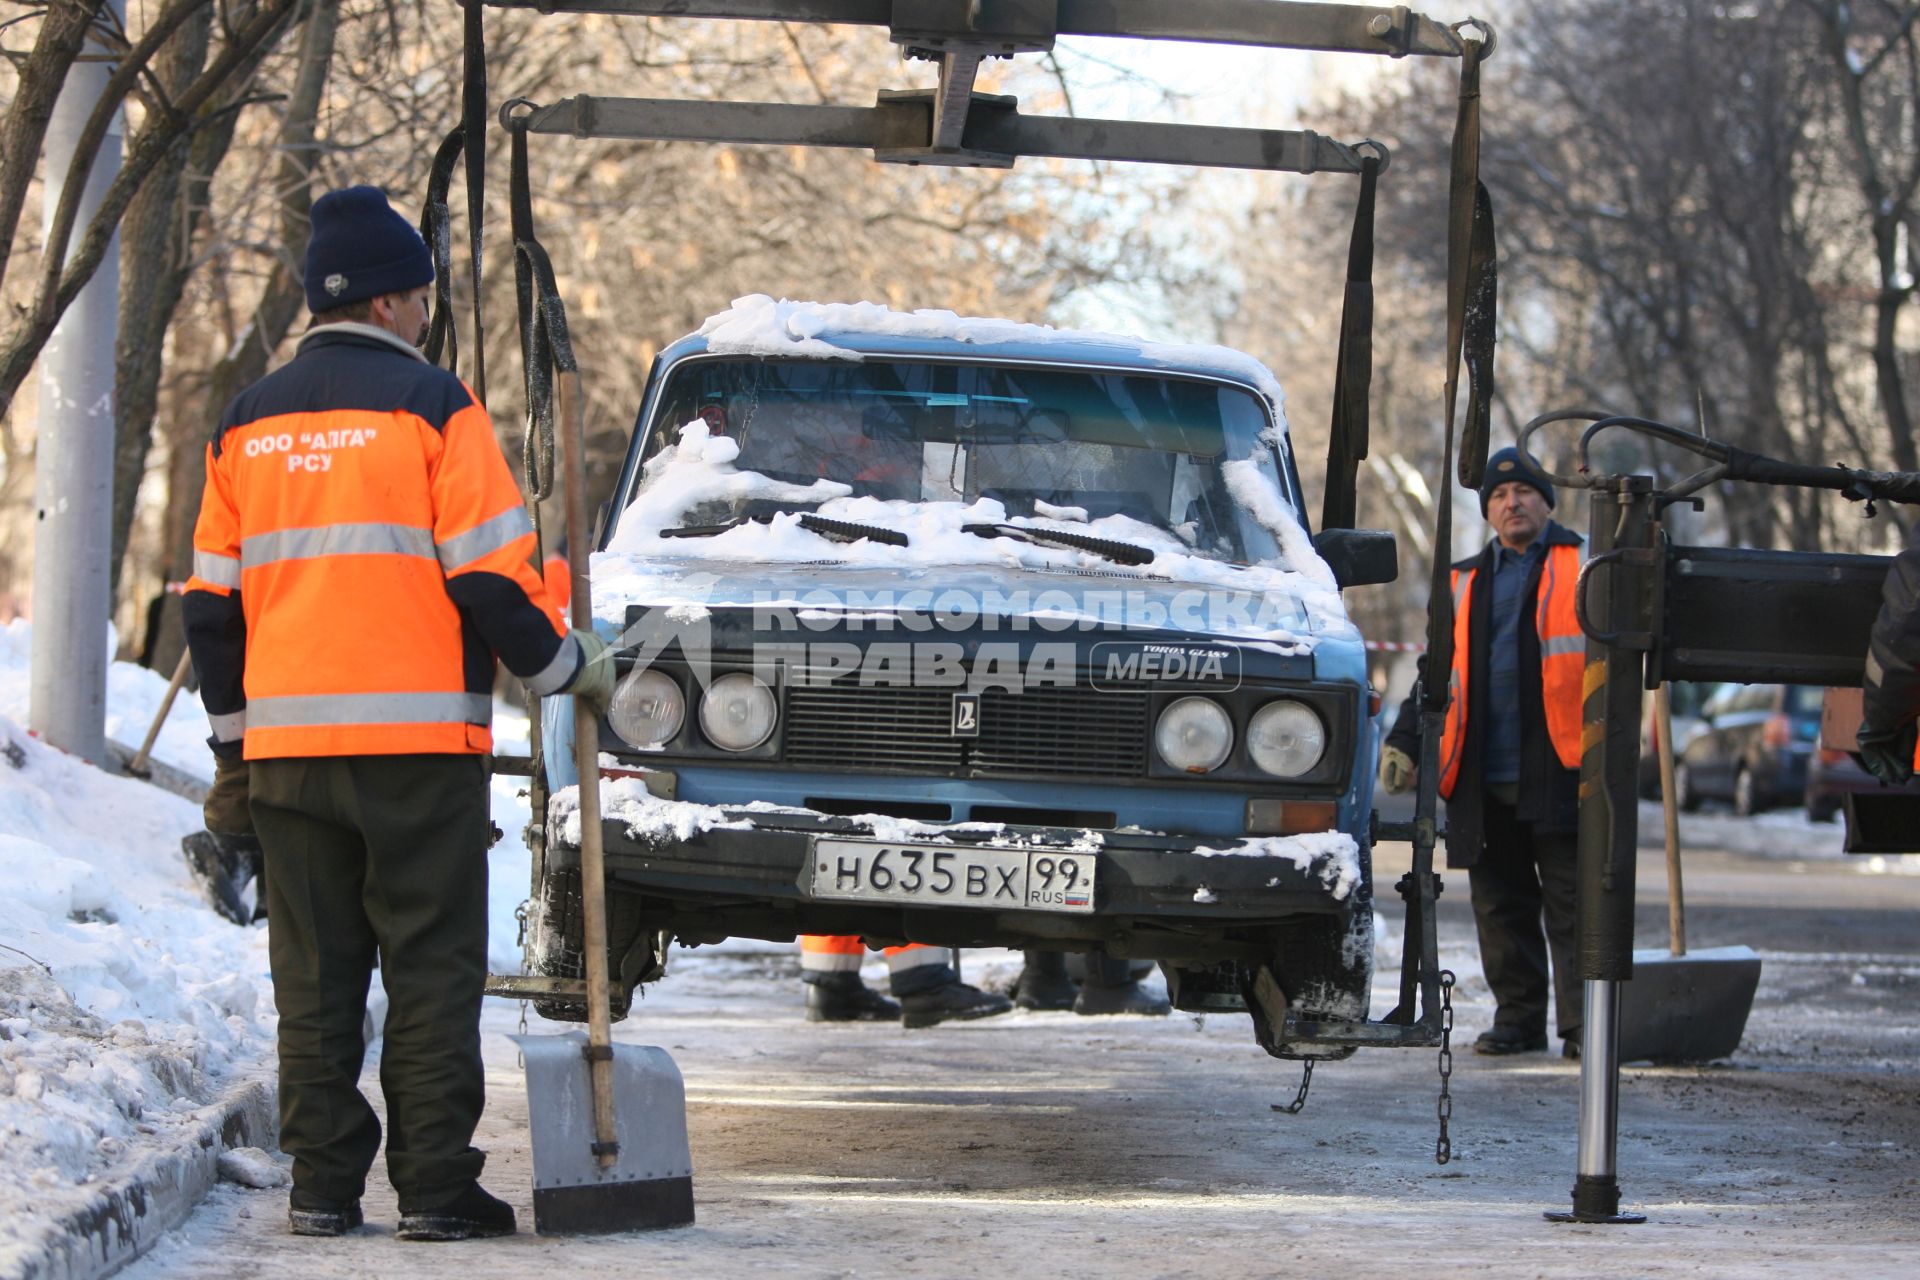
[0,0,301,426]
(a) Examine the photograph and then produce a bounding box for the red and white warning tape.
[1363,639,1426,652]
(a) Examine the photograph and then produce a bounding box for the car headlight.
[608,668,684,750]
[1248,700,1326,778]
[1156,696,1233,774]
[699,672,777,751]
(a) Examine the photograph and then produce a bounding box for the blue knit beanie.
[1479,446,1556,513]
[303,186,433,313]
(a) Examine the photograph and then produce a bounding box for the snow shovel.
[514,362,694,1233]
[108,649,211,805]
[1616,683,1761,1064]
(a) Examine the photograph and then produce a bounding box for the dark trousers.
[249,754,490,1205]
[1468,795,1581,1041]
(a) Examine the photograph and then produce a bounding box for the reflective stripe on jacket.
[183,324,572,760]
[1437,541,1585,800]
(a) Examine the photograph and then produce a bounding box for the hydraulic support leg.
[1547,475,1652,1225]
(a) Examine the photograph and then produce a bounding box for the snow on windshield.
[598,420,1348,648]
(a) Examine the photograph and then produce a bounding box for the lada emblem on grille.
[951,693,980,738]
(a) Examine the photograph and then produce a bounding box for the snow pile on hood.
[0,699,271,1269]
[1193,830,1361,901]
[698,295,1295,433]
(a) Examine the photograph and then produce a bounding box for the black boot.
[288,1187,363,1237]
[1013,950,1078,1011]
[899,980,1015,1029]
[397,1182,517,1241]
[181,830,261,926]
[804,973,901,1022]
[1473,1025,1548,1055]
[1073,952,1171,1017]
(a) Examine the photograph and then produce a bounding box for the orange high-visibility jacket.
[1436,540,1586,800]
[184,324,576,760]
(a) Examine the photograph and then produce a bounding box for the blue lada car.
[530,296,1396,1059]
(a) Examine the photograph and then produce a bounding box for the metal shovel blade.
[1616,945,1762,1065]
[513,1031,694,1234]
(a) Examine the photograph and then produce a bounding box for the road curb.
[11,1075,276,1280]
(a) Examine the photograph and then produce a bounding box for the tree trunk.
[0,0,109,302]
[110,5,214,599]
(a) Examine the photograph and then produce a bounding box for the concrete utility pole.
[30,2,125,765]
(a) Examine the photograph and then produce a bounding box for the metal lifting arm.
[484,1,1474,166]
[514,92,1383,173]
[481,1,1479,60]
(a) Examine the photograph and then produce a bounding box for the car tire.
[1674,761,1701,813]
[1807,795,1839,824]
[524,868,660,1023]
[1734,766,1763,818]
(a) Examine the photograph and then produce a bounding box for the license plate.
[809,839,1097,914]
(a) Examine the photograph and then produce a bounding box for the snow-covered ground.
[0,625,272,1276]
[0,623,546,1275]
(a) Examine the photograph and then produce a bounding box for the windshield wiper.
[962,521,1154,566]
[661,511,909,547]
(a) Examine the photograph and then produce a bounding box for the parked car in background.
[1673,684,1824,816]
[1638,680,1713,800]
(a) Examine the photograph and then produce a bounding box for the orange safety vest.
[1436,542,1585,800]
[185,325,568,760]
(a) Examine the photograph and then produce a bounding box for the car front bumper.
[546,806,1361,959]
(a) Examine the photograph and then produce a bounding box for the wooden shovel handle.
[556,367,619,1168]
[128,648,193,778]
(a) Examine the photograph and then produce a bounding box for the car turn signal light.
[1245,799,1339,835]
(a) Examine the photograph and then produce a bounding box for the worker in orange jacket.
[800,935,1012,1027]
[183,186,612,1242]
[1382,447,1586,1059]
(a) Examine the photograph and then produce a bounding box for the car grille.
[781,682,1151,781]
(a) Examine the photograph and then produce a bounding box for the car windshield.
[635,357,1289,564]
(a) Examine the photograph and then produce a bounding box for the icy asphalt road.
[122,839,1920,1280]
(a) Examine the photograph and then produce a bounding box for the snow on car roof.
[690,294,1294,436]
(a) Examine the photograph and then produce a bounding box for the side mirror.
[1313,528,1399,588]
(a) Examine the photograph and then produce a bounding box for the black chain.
[1435,969,1456,1164]
[1271,1060,1314,1115]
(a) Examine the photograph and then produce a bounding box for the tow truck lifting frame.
[442,0,1920,1228]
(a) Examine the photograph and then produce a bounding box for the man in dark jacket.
[1383,447,1586,1058]
[1860,522,1920,784]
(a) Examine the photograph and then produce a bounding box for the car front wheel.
[1734,765,1764,817]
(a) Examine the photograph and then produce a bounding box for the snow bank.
[0,621,211,776]
[0,707,271,1273]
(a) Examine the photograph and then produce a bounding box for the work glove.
[1379,744,1417,795]
[1857,717,1918,788]
[202,754,253,836]
[566,629,616,718]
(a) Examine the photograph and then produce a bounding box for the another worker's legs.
[886,944,1014,1029]
[1467,796,1551,1053]
[1074,949,1171,1017]
[1533,828,1582,1052]
[1013,950,1077,1010]
[250,759,383,1205]
[800,935,899,1022]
